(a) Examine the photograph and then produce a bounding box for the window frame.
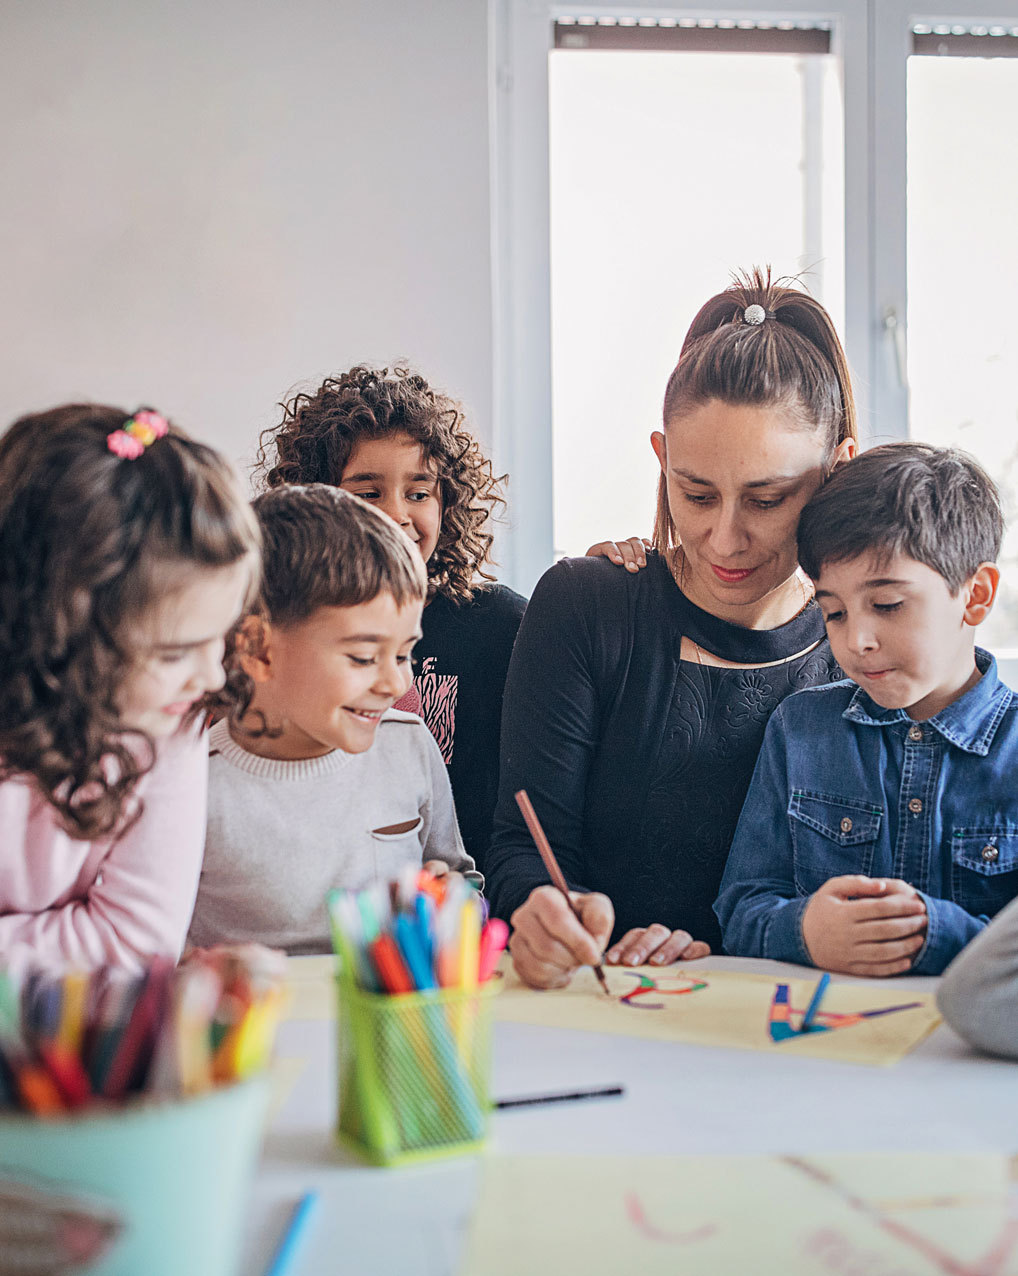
[869,2,1018,450]
[492,0,1018,594]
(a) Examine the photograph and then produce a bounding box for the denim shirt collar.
[842,648,1013,756]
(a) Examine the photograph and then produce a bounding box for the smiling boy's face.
[243,591,423,760]
[814,550,995,721]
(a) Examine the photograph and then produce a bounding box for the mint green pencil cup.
[0,1077,269,1276]
[336,974,496,1166]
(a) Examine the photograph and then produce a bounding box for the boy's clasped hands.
[509,886,709,990]
[801,876,928,976]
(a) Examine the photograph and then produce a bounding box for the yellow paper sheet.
[266,1056,308,1121]
[494,965,941,1066]
[461,1153,1018,1276]
[283,954,336,1021]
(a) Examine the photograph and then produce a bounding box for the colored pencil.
[514,789,611,995]
[801,971,831,1032]
[263,1190,319,1276]
[37,1043,92,1109]
[0,950,286,1116]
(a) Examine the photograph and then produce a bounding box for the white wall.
[0,0,494,481]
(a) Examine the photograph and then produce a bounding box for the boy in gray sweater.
[188,485,476,954]
[937,895,1018,1059]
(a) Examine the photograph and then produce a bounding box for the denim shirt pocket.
[949,827,1018,919]
[788,791,883,895]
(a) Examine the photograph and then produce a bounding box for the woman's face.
[651,399,854,625]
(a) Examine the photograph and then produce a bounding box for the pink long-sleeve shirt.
[0,727,208,973]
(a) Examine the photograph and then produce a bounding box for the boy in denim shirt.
[715,442,1017,976]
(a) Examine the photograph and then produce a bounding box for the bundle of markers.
[327,868,507,995]
[0,945,287,1116]
[327,869,508,1164]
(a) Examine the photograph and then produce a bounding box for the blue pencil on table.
[263,1190,319,1276]
[801,972,831,1032]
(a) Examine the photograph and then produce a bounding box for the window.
[549,26,843,556]
[493,0,1018,664]
[907,41,1018,649]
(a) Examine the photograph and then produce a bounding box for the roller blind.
[554,16,831,53]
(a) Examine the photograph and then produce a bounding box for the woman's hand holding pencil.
[509,790,710,987]
[508,885,615,991]
[502,789,606,991]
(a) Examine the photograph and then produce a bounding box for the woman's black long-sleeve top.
[485,552,840,950]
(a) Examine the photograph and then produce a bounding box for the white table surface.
[241,956,1018,1275]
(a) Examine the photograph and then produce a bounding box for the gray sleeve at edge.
[936,893,1018,1060]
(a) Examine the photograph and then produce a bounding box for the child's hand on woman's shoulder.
[585,536,651,572]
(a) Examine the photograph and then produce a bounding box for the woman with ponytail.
[488,270,858,988]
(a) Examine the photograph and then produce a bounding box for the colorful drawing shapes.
[767,983,924,1044]
[619,972,709,1011]
[768,982,799,1041]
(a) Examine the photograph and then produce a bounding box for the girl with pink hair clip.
[0,403,260,972]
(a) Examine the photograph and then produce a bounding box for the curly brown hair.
[0,403,260,840]
[256,364,505,601]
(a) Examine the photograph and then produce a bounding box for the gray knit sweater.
[188,711,475,954]
[937,893,1018,1059]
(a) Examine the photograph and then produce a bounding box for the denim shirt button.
[840,817,853,833]
[908,725,923,742]
[981,844,999,863]
[908,798,923,814]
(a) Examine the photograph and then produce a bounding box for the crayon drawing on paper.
[461,1153,1018,1276]
[494,964,940,1065]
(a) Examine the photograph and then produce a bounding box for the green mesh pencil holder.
[335,974,497,1166]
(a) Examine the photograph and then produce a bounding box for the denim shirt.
[714,650,1018,974]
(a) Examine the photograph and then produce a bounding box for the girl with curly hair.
[257,364,526,870]
[0,403,260,971]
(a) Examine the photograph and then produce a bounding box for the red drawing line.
[619,971,708,1010]
[624,1192,717,1244]
[803,1225,918,1276]
[783,1157,1018,1276]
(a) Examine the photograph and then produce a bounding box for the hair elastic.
[743,304,766,326]
[106,410,169,459]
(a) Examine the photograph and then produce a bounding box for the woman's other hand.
[585,536,651,572]
[509,886,614,989]
[606,924,711,966]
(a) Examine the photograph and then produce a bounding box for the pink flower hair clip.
[106,410,169,459]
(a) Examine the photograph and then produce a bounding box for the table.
[241,956,1018,1275]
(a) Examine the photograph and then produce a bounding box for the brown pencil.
[514,789,611,996]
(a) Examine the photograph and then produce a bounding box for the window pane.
[908,56,1018,649]
[549,49,844,558]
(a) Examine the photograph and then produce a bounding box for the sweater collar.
[208,718,355,780]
